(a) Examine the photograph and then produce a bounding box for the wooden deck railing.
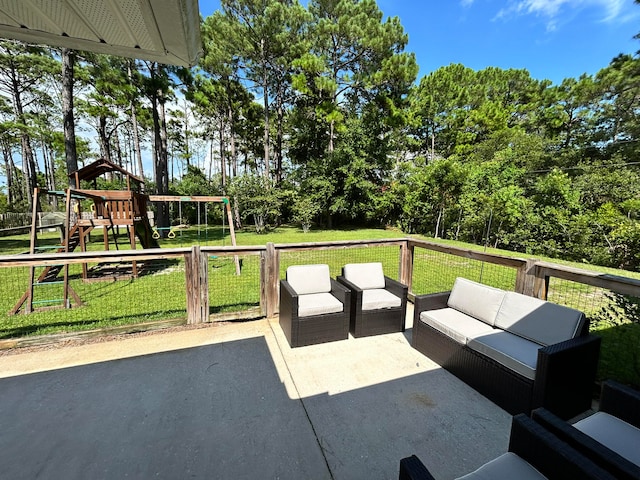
[0,238,639,330]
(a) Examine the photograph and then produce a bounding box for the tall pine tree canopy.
[0,0,639,271]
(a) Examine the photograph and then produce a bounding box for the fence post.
[400,240,414,292]
[185,245,209,324]
[515,258,537,296]
[265,242,279,317]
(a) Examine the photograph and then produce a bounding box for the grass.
[0,223,638,386]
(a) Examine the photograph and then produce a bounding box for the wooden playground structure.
[11,159,238,315]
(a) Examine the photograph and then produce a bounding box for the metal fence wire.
[411,246,518,295]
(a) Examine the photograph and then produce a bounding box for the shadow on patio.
[0,317,511,479]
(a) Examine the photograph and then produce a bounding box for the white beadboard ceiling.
[0,0,202,66]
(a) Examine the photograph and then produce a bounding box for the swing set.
[147,195,240,275]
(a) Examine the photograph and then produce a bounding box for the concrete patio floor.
[0,310,511,479]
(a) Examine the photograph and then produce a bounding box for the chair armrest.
[600,380,640,429]
[533,335,602,420]
[280,280,298,316]
[532,407,640,480]
[398,455,437,480]
[509,413,616,479]
[385,276,408,298]
[336,275,362,293]
[330,278,351,307]
[413,292,450,327]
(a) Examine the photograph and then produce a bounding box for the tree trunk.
[261,39,270,181]
[228,104,237,179]
[2,140,13,205]
[275,90,284,186]
[151,64,169,235]
[62,48,78,187]
[127,62,145,183]
[99,115,111,163]
[219,118,226,188]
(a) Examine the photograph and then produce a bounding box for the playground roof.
[71,159,145,186]
[0,0,201,67]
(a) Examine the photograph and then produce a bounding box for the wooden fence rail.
[0,238,639,330]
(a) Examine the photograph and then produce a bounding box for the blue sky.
[199,0,640,85]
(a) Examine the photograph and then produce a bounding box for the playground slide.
[135,218,161,249]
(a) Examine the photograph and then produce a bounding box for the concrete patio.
[0,310,511,479]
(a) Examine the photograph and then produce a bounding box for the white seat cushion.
[468,330,540,380]
[343,262,386,290]
[298,293,343,317]
[447,278,506,326]
[494,292,585,346]
[457,452,547,479]
[420,308,495,345]
[573,412,640,466]
[361,288,401,310]
[287,264,331,295]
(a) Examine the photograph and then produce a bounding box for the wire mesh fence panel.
[279,245,403,281]
[545,277,612,318]
[208,254,261,315]
[0,260,187,339]
[541,277,640,386]
[411,247,519,295]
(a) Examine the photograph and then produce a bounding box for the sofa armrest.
[413,292,450,327]
[533,334,601,420]
[532,407,640,480]
[398,455,437,480]
[600,380,640,429]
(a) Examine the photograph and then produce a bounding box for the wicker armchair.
[279,264,351,348]
[399,414,616,480]
[532,380,640,480]
[336,262,407,338]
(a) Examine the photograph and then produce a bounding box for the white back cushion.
[447,278,506,326]
[286,264,331,295]
[495,292,585,346]
[343,262,386,290]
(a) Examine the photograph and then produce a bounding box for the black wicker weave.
[532,380,640,480]
[411,291,601,419]
[336,274,408,338]
[399,414,617,480]
[279,278,351,348]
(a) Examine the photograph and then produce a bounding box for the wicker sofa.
[399,414,617,480]
[411,277,601,419]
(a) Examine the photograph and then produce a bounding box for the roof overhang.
[0,0,202,67]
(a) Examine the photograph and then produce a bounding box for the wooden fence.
[0,237,639,331]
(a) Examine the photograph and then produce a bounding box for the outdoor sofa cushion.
[447,277,506,326]
[457,452,547,480]
[573,412,640,467]
[495,292,586,346]
[287,264,332,295]
[420,308,495,345]
[467,331,541,380]
[343,262,386,290]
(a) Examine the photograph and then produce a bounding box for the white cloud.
[460,0,475,6]
[496,0,631,28]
